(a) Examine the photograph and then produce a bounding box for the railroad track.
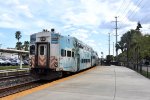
[0,71,70,98]
[0,67,96,98]
[0,73,30,81]
[0,74,42,98]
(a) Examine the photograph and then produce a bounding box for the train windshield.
[30,45,35,55]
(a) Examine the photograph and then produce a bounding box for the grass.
[0,65,30,70]
[130,66,150,79]
[140,70,150,79]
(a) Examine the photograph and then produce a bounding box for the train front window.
[30,45,35,55]
[40,46,44,55]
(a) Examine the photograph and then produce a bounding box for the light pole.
[0,44,2,49]
[101,52,103,65]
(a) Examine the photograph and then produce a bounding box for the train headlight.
[40,37,46,41]
[56,67,63,71]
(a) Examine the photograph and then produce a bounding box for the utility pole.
[113,42,114,56]
[101,52,103,65]
[115,16,118,57]
[108,33,110,55]
[0,44,2,49]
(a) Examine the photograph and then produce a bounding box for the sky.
[0,0,150,58]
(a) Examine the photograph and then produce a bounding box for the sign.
[51,34,59,44]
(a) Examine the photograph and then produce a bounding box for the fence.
[127,63,150,78]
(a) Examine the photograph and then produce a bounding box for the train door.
[37,43,49,67]
[77,54,80,71]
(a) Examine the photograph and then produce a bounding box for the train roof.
[30,29,98,54]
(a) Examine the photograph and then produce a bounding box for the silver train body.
[30,29,99,80]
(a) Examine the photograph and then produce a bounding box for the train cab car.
[29,29,99,80]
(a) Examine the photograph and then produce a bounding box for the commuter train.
[29,29,99,80]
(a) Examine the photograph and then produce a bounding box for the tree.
[16,42,22,50]
[116,41,125,53]
[106,55,114,65]
[135,21,142,31]
[23,41,29,51]
[117,30,142,64]
[140,34,150,60]
[115,43,120,53]
[15,31,22,42]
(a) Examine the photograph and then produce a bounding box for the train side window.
[40,46,44,55]
[67,51,71,57]
[61,49,63,56]
[64,50,66,56]
[61,49,66,57]
[30,45,35,55]
[83,59,85,63]
[72,52,74,57]
[93,56,95,59]
[81,59,84,63]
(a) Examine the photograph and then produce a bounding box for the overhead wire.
[115,0,126,16]
[120,0,140,24]
[111,0,139,41]
[139,0,149,23]
[110,0,127,40]
[113,0,149,42]
[127,0,144,20]
[119,0,133,28]
[120,0,131,19]
[114,0,133,31]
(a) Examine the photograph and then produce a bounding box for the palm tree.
[116,41,125,53]
[115,43,120,53]
[16,42,22,50]
[15,31,22,42]
[23,41,29,51]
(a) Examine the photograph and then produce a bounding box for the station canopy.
[0,48,29,54]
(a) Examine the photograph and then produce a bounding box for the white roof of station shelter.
[0,48,29,54]
[0,48,29,69]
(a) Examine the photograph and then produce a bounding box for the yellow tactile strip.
[1,67,97,100]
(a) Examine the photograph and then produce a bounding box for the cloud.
[70,28,102,56]
[0,33,4,37]
[17,5,33,18]
[0,0,149,57]
[71,29,90,40]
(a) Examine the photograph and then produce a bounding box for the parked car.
[23,60,29,65]
[11,60,20,66]
[5,60,12,66]
[0,59,6,66]
[11,60,24,66]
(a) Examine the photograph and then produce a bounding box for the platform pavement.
[16,65,150,100]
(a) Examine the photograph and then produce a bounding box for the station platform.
[0,68,29,77]
[6,66,150,100]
